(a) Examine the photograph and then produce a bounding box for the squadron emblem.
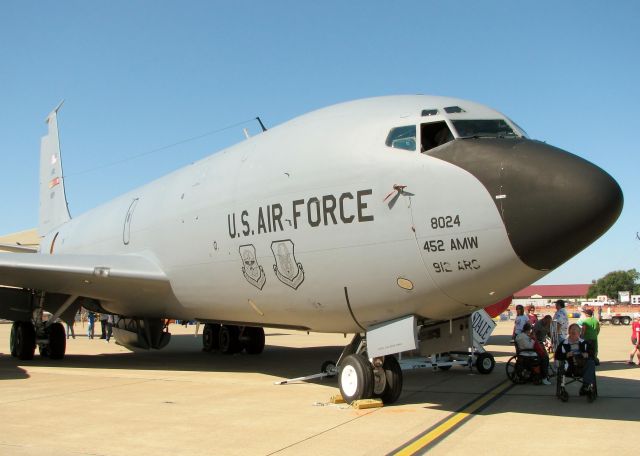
[239,244,266,290]
[271,239,304,290]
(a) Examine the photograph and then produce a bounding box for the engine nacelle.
[112,317,171,350]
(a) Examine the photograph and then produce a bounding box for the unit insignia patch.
[271,239,304,290]
[239,244,266,290]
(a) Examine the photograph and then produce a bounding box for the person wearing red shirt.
[527,305,538,326]
[628,314,640,366]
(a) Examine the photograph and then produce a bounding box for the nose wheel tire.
[339,354,373,404]
[376,356,403,404]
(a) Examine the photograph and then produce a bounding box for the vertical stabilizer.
[39,101,71,236]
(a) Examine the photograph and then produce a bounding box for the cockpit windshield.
[451,119,517,139]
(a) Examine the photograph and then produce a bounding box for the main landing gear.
[202,324,265,355]
[10,320,67,361]
[336,334,403,405]
[9,293,71,361]
[10,321,36,360]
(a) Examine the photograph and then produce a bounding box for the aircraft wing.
[0,243,38,253]
[0,253,176,309]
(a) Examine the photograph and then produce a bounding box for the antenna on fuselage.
[256,116,267,132]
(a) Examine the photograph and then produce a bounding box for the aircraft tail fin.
[39,101,71,236]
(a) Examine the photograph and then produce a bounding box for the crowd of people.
[64,309,117,342]
[512,299,640,393]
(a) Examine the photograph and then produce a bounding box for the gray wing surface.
[0,244,38,253]
[0,253,177,314]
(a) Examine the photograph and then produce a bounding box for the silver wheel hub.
[373,367,386,395]
[341,365,358,397]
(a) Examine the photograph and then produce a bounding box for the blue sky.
[1,1,638,285]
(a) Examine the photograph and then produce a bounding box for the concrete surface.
[0,229,39,252]
[0,320,638,455]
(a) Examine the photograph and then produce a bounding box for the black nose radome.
[429,138,623,271]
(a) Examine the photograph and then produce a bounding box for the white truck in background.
[600,312,633,325]
[583,304,634,325]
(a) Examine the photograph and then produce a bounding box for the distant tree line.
[587,269,640,299]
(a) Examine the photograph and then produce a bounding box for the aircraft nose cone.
[429,138,623,270]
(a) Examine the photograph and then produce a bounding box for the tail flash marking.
[48,177,61,189]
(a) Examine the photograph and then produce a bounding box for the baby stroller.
[556,355,598,402]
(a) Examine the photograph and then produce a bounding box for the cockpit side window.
[385,125,416,151]
[421,121,454,152]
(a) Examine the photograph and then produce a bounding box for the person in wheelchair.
[515,323,551,385]
[534,315,553,353]
[555,323,596,399]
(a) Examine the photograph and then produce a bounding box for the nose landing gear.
[335,334,404,405]
[339,354,374,403]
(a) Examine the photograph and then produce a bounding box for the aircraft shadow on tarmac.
[0,334,344,382]
[0,359,30,380]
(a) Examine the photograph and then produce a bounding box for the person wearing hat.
[552,299,569,344]
[628,313,640,366]
[580,308,600,364]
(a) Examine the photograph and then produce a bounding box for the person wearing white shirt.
[513,305,529,339]
[553,299,569,342]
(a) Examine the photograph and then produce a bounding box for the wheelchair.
[556,356,598,402]
[506,349,542,384]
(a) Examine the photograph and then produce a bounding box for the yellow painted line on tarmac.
[391,380,513,456]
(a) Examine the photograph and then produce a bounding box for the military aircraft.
[0,95,623,404]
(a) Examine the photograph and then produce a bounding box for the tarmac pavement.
[0,320,638,455]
